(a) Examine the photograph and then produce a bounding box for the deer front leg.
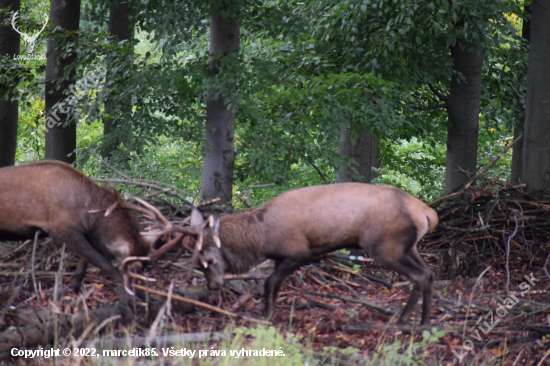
[263,259,302,320]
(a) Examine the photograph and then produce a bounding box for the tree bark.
[103,0,134,158]
[45,0,81,164]
[510,4,531,185]
[444,41,483,194]
[0,0,20,167]
[336,128,379,183]
[200,1,239,203]
[521,0,550,191]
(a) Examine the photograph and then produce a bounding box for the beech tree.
[45,0,81,163]
[103,0,134,159]
[0,0,20,167]
[443,42,483,194]
[521,0,550,190]
[337,129,379,183]
[200,1,239,203]
[510,4,531,185]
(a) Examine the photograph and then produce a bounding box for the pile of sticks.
[423,179,550,262]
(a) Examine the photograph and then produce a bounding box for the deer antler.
[120,256,156,296]
[111,195,222,292]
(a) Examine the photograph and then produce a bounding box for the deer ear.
[190,208,204,227]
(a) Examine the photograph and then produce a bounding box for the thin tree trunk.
[0,0,20,167]
[444,41,483,194]
[103,0,133,158]
[200,1,239,203]
[510,4,531,185]
[45,0,81,164]
[337,128,379,183]
[521,0,550,190]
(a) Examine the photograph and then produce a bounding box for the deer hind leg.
[369,243,433,325]
[408,246,433,325]
[263,259,302,320]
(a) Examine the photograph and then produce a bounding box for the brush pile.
[423,180,550,267]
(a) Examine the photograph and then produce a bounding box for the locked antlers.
[120,195,221,295]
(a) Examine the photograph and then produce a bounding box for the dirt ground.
[1,183,549,365]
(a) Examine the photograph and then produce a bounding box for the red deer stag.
[198,183,438,325]
[0,161,161,299]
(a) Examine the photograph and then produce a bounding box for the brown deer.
[197,183,438,325]
[0,161,160,297]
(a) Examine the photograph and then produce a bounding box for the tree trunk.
[0,0,20,167]
[103,0,133,158]
[521,0,550,191]
[200,1,239,203]
[444,41,483,194]
[510,4,531,185]
[336,128,379,183]
[45,0,81,164]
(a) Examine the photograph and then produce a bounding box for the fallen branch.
[85,332,226,349]
[287,285,394,316]
[132,284,271,325]
[323,263,393,289]
[224,272,269,280]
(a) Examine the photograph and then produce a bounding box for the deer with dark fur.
[0,161,159,298]
[198,183,438,325]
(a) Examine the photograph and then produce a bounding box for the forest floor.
[0,181,549,365]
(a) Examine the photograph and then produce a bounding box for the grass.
[66,325,444,366]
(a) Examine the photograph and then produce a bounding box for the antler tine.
[149,232,185,283]
[120,256,156,295]
[183,208,205,282]
[131,196,172,230]
[103,180,125,217]
[205,215,221,248]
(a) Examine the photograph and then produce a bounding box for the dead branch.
[84,331,226,349]
[287,285,394,316]
[132,284,272,325]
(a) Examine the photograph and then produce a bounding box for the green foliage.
[16,96,45,163]
[237,72,414,184]
[4,0,531,204]
[376,137,446,199]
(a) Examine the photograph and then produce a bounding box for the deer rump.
[199,183,438,325]
[0,161,151,295]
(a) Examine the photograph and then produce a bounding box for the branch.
[85,332,226,349]
[453,134,523,193]
[426,103,447,109]
[91,151,131,180]
[428,83,449,102]
[305,157,328,184]
[287,285,394,316]
[132,284,271,325]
